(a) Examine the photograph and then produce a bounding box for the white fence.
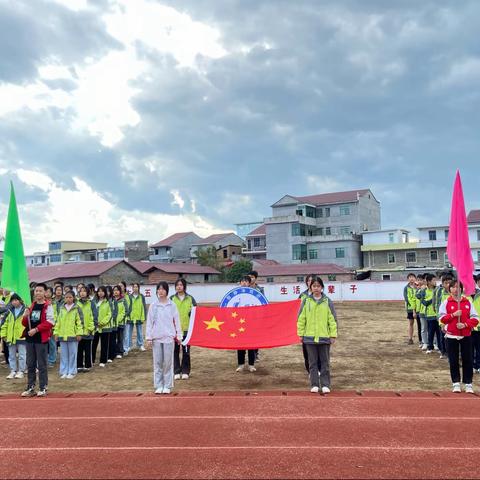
[138,281,406,305]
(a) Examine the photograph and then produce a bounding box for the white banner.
[137,281,406,305]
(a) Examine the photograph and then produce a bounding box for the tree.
[225,259,253,283]
[194,246,222,270]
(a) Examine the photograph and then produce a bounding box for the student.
[433,273,454,359]
[54,291,83,379]
[403,274,417,345]
[45,287,54,303]
[297,276,337,394]
[415,274,428,350]
[299,274,314,373]
[124,283,147,354]
[249,271,265,295]
[112,285,127,359]
[94,286,112,367]
[146,282,182,394]
[236,275,257,372]
[471,282,480,373]
[439,280,479,393]
[422,274,441,354]
[0,287,11,366]
[171,278,197,380]
[49,284,64,367]
[0,294,26,379]
[106,286,117,363]
[64,285,74,294]
[21,283,55,397]
[77,286,97,372]
[87,284,96,301]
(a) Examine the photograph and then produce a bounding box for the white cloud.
[170,189,185,209]
[431,56,480,90]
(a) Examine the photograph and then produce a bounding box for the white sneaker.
[60,374,67,379]
[115,355,122,359]
[174,374,181,380]
[14,372,24,379]
[66,374,75,379]
[155,387,163,395]
[434,346,439,351]
[36,389,47,397]
[162,387,171,394]
[140,346,146,352]
[107,359,113,363]
[322,386,331,394]
[248,365,256,373]
[123,351,129,356]
[181,374,189,380]
[465,384,474,394]
[452,383,461,393]
[421,345,428,351]
[99,363,106,368]
[310,386,319,393]
[426,350,433,354]
[6,371,16,379]
[236,365,245,372]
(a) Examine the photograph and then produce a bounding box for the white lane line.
[1,415,480,421]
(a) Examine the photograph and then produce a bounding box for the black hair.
[132,282,141,290]
[87,284,96,296]
[156,281,169,295]
[105,285,114,299]
[96,286,107,300]
[29,281,37,289]
[310,276,325,288]
[54,285,63,295]
[35,283,48,291]
[305,274,314,284]
[448,279,464,293]
[120,281,127,291]
[45,287,54,296]
[65,285,74,292]
[76,282,85,290]
[417,274,425,280]
[407,273,416,279]
[78,286,88,296]
[113,285,122,295]
[53,281,64,288]
[249,271,259,279]
[64,290,76,299]
[424,273,435,282]
[10,293,23,304]
[441,273,454,283]
[175,278,187,291]
[241,275,252,284]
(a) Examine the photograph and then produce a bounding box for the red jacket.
[22,302,54,343]
[439,295,479,337]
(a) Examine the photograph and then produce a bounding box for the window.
[430,250,438,262]
[49,242,61,251]
[388,253,395,264]
[317,227,324,236]
[223,249,228,258]
[478,251,480,263]
[309,249,318,259]
[292,244,307,260]
[445,230,449,241]
[154,248,159,255]
[292,223,305,236]
[477,230,480,242]
[335,248,345,258]
[406,252,417,263]
[253,237,261,247]
[103,253,108,260]
[340,226,351,235]
[295,208,303,216]
[325,207,330,217]
[325,227,331,236]
[266,277,274,283]
[339,205,350,216]
[388,233,394,243]
[444,252,450,265]
[306,206,316,218]
[428,230,437,241]
[297,276,305,282]
[49,254,61,263]
[382,274,391,281]
[318,208,323,218]
[204,274,210,282]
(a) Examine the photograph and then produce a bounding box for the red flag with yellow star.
[183,300,301,349]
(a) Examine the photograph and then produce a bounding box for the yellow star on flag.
[204,316,224,331]
[239,318,246,324]
[231,312,238,318]
[230,332,237,338]
[239,327,245,333]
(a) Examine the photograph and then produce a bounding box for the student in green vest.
[125,283,147,354]
[171,278,197,379]
[76,286,97,372]
[415,274,428,350]
[403,273,417,345]
[422,274,440,354]
[299,274,314,373]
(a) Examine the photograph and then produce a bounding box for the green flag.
[2,182,31,304]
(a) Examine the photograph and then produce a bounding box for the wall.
[99,263,145,285]
[266,222,293,263]
[358,193,381,232]
[309,239,362,269]
[365,247,447,269]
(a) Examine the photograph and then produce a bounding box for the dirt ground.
[0,302,454,394]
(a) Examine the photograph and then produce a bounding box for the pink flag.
[447,170,476,295]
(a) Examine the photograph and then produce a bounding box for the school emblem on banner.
[220,287,268,308]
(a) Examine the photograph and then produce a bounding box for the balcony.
[305,234,361,243]
[242,246,267,254]
[264,214,317,227]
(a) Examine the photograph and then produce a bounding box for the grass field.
[0,302,454,394]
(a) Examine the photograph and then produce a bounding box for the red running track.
[1,391,480,479]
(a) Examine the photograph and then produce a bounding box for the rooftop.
[246,224,266,236]
[192,233,236,245]
[129,261,221,275]
[150,232,197,248]
[468,210,480,224]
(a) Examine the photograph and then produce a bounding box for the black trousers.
[237,350,255,366]
[174,332,190,375]
[26,342,48,390]
[115,327,124,356]
[472,331,480,370]
[108,329,117,360]
[446,336,473,384]
[416,315,422,343]
[77,339,93,369]
[100,332,110,364]
[302,343,310,372]
[92,332,100,364]
[2,339,9,364]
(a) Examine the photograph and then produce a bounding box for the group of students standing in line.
[404,272,480,393]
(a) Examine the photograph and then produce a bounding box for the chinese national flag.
[183,300,301,350]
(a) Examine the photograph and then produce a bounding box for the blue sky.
[1,0,479,252]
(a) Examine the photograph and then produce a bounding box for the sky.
[1,0,479,253]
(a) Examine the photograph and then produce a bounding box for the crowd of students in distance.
[404,272,480,393]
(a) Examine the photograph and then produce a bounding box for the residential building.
[243,224,267,260]
[124,240,149,262]
[265,189,380,268]
[150,232,202,262]
[28,260,145,286]
[255,263,354,284]
[190,233,244,261]
[130,262,221,283]
[235,221,264,240]
[27,241,108,266]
